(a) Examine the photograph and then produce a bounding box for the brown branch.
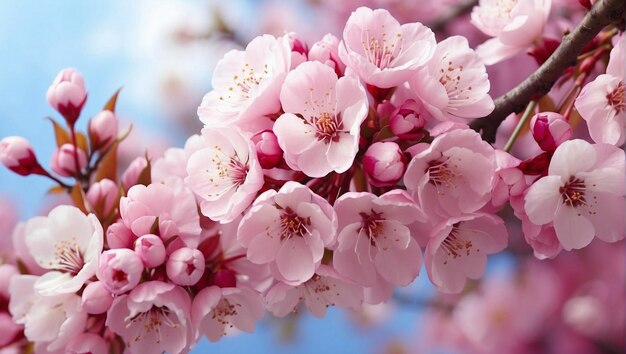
[470,0,626,143]
[428,0,477,33]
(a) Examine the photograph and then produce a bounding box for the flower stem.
[504,100,537,152]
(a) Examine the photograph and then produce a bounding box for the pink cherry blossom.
[251,130,283,169]
[185,125,264,223]
[106,220,136,249]
[197,35,291,133]
[120,156,148,191]
[530,112,572,152]
[332,191,423,290]
[134,234,166,268]
[274,61,368,177]
[0,136,44,176]
[338,7,436,88]
[308,33,345,76]
[65,333,108,354]
[106,281,192,354]
[410,36,494,122]
[97,249,144,295]
[237,182,337,285]
[425,213,507,294]
[192,286,264,342]
[404,129,496,220]
[524,139,625,251]
[86,178,119,218]
[24,205,103,296]
[9,275,87,352]
[487,149,526,211]
[88,110,118,151]
[50,143,87,177]
[46,68,87,125]
[472,0,552,65]
[389,99,427,140]
[120,183,201,247]
[362,142,407,187]
[265,264,364,318]
[166,247,205,286]
[575,34,625,146]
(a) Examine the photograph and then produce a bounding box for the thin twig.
[470,0,625,143]
[503,100,537,152]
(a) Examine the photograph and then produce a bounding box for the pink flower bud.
[46,68,87,126]
[106,220,136,249]
[286,32,308,69]
[86,178,119,217]
[528,37,560,66]
[308,34,345,76]
[252,130,283,169]
[88,110,118,150]
[0,136,44,176]
[389,99,426,140]
[121,156,149,190]
[363,142,407,187]
[166,247,205,286]
[50,143,87,177]
[0,313,21,347]
[97,248,144,294]
[81,281,113,314]
[134,234,166,268]
[530,112,572,152]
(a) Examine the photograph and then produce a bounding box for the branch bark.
[470,0,626,143]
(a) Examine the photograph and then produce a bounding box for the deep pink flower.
[0,136,44,176]
[524,139,625,250]
[404,129,496,220]
[425,213,507,293]
[166,247,205,286]
[410,36,494,122]
[333,191,423,290]
[274,61,368,177]
[238,182,337,285]
[472,0,552,65]
[198,35,291,133]
[265,264,364,318]
[185,125,264,223]
[389,99,427,140]
[120,183,201,247]
[24,205,103,296]
[106,281,192,354]
[192,286,264,342]
[338,7,436,88]
[530,112,572,152]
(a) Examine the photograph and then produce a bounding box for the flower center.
[359,210,385,246]
[52,238,84,275]
[127,306,178,345]
[427,158,457,189]
[212,298,241,326]
[440,224,476,265]
[559,177,587,208]
[314,112,342,143]
[206,146,249,199]
[219,63,270,103]
[279,207,311,240]
[361,29,403,69]
[607,81,625,114]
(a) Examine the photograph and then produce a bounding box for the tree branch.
[470,0,626,143]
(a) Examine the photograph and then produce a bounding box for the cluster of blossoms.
[0,2,624,353]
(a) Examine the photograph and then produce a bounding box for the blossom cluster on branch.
[0,1,624,353]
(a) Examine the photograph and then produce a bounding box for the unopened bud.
[363,142,407,187]
[252,130,283,169]
[0,136,44,176]
[389,99,426,140]
[46,68,87,126]
[530,112,572,152]
[88,110,118,150]
[50,143,87,177]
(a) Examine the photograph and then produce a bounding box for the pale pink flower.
[362,142,407,187]
[524,139,625,250]
[338,7,436,88]
[134,234,166,268]
[308,33,346,76]
[575,34,625,146]
[238,182,337,285]
[197,35,291,133]
[11,223,46,275]
[472,0,552,65]
[81,281,113,315]
[192,286,264,342]
[404,129,496,220]
[411,36,494,122]
[487,149,526,211]
[120,183,201,247]
[24,205,103,296]
[65,333,108,354]
[107,281,192,354]
[332,191,423,289]
[166,247,205,286]
[266,264,364,318]
[389,99,427,140]
[274,61,368,177]
[97,249,144,295]
[510,193,562,259]
[46,68,87,125]
[425,213,507,293]
[185,125,264,223]
[9,275,87,352]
